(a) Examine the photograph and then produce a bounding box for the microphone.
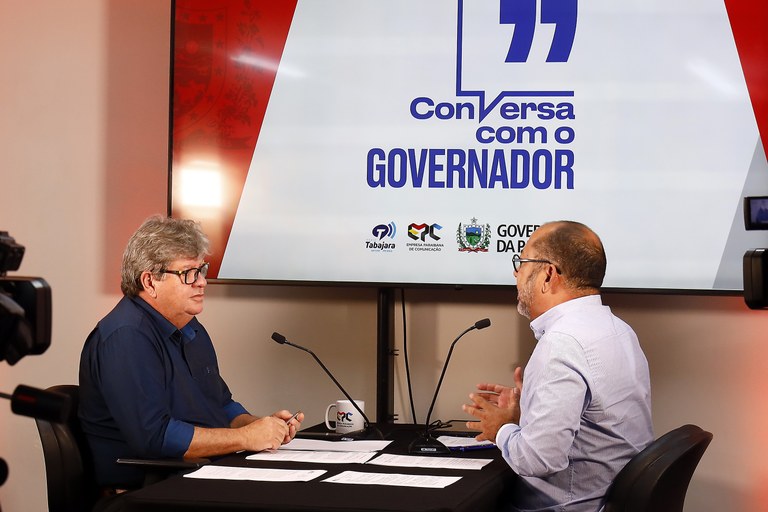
[271,332,383,439]
[0,384,72,423]
[408,318,491,455]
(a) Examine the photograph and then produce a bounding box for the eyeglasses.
[160,262,209,285]
[512,254,560,273]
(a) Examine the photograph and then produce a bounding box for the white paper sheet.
[322,470,461,489]
[366,453,492,471]
[247,450,378,464]
[183,465,326,482]
[437,435,495,450]
[280,438,392,452]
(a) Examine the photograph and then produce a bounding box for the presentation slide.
[170,0,768,291]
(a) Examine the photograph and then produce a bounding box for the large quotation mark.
[500,0,577,63]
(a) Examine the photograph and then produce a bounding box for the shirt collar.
[529,294,603,340]
[130,295,199,343]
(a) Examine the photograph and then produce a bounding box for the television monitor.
[169,0,768,292]
[744,196,768,230]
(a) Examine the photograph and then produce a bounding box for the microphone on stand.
[408,318,491,455]
[271,332,383,439]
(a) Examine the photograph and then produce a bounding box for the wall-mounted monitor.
[169,0,768,292]
[744,196,768,230]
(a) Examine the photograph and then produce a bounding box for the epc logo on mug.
[325,399,365,434]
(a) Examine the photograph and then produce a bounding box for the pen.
[449,444,495,452]
[294,431,358,440]
[286,410,301,425]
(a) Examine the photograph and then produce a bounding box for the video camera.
[0,231,61,490]
[0,231,51,364]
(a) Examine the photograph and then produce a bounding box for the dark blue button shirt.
[79,296,248,487]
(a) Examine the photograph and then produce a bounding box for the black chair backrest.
[35,384,101,512]
[604,424,713,512]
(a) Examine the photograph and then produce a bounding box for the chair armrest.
[116,457,209,469]
[116,457,210,486]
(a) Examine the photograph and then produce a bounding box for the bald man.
[464,221,653,512]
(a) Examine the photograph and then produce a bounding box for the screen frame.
[166,0,755,297]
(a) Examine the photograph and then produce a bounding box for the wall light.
[179,162,223,208]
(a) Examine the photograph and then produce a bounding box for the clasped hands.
[238,410,304,452]
[275,409,304,443]
[463,366,523,443]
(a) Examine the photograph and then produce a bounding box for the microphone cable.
[400,287,417,424]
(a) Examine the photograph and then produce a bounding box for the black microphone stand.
[271,333,383,439]
[408,318,491,455]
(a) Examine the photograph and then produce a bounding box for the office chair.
[34,385,103,512]
[34,384,206,512]
[603,424,713,512]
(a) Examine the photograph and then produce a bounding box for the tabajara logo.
[457,218,491,253]
[367,222,396,252]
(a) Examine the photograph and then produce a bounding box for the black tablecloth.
[122,424,516,512]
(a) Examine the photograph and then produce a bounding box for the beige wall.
[1,1,767,511]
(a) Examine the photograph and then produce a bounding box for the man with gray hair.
[79,215,303,491]
[463,221,653,512]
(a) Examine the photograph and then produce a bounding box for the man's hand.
[185,411,304,459]
[272,410,305,443]
[474,383,517,410]
[240,416,290,451]
[462,366,523,442]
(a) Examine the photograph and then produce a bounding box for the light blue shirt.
[496,295,653,512]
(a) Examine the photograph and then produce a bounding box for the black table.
[122,424,516,512]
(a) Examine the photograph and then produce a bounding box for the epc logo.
[408,223,442,242]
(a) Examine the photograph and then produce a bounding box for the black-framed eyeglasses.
[160,262,209,285]
[512,254,560,273]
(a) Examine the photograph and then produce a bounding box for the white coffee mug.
[324,399,365,434]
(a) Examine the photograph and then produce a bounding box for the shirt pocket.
[189,363,226,400]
